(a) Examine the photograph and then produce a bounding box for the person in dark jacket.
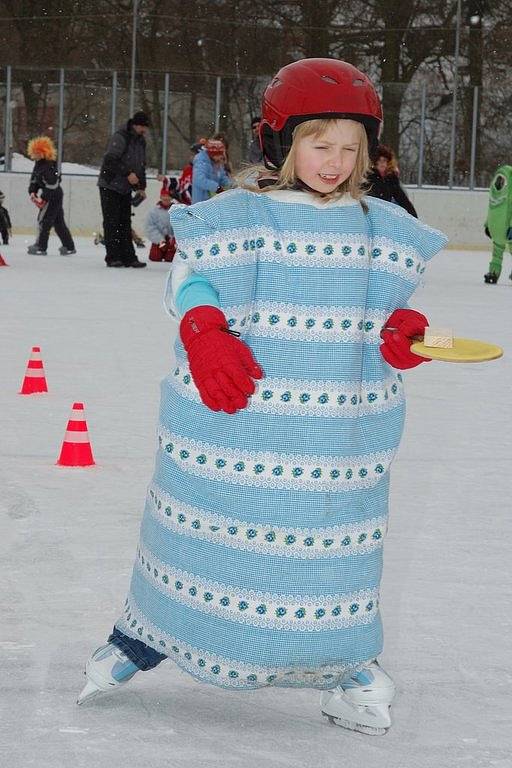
[98,111,150,268]
[366,144,417,218]
[0,190,12,244]
[26,136,76,255]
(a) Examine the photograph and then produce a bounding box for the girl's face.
[293,120,362,193]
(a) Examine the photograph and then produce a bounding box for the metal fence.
[0,64,506,187]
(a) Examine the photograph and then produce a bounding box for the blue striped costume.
[115,188,447,690]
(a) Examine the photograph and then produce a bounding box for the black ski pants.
[99,187,136,266]
[37,187,75,251]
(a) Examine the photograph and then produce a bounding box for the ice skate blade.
[76,679,104,706]
[322,711,388,736]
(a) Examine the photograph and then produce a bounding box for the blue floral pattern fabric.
[116,189,447,690]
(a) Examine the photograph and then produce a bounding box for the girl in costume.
[78,59,447,735]
[146,177,178,263]
[26,136,76,255]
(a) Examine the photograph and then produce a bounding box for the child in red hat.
[146,177,178,262]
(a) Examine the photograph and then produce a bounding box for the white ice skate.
[320,660,396,735]
[76,643,140,705]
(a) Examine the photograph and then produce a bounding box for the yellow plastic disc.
[410,337,503,363]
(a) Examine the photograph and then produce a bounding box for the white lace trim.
[118,598,372,689]
[146,483,387,559]
[224,302,387,344]
[168,363,405,418]
[136,543,379,631]
[175,228,425,284]
[157,428,395,492]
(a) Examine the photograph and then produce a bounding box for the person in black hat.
[98,111,150,268]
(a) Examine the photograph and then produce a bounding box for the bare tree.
[1,0,511,182]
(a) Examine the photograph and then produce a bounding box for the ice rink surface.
[1,235,511,768]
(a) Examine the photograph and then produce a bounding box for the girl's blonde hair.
[237,119,370,202]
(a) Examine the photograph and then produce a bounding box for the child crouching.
[146,177,177,262]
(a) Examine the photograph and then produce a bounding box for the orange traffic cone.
[0,253,8,266]
[56,402,95,467]
[19,346,48,394]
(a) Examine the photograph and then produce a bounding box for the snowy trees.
[0,0,511,183]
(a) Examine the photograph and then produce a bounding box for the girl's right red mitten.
[380,308,431,369]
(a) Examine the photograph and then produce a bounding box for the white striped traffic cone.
[56,402,95,467]
[19,346,48,394]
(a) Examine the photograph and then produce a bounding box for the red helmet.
[260,58,382,169]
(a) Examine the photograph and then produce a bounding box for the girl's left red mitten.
[380,308,431,369]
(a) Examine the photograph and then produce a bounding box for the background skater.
[26,136,76,256]
[98,111,150,268]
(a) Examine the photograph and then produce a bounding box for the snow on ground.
[2,152,99,175]
[1,152,180,178]
[0,235,511,768]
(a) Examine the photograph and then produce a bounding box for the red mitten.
[180,305,263,414]
[380,308,431,369]
[30,193,45,209]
